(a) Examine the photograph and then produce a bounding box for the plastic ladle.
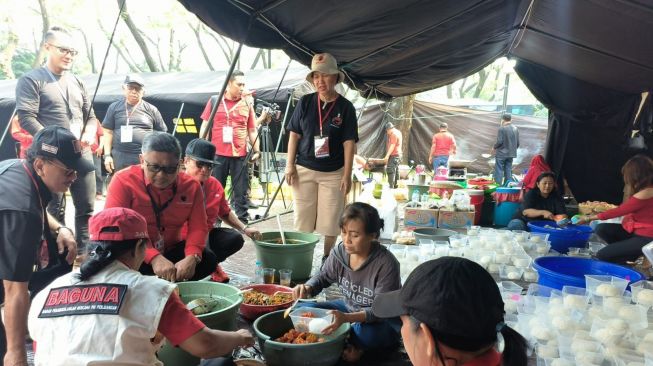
[276,214,286,245]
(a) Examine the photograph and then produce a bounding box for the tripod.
[257,122,287,210]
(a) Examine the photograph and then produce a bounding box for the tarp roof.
[178,0,653,98]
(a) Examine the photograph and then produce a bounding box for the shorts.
[292,165,345,237]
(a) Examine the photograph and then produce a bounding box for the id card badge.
[154,234,165,252]
[120,125,134,143]
[222,126,234,144]
[70,118,83,139]
[314,136,330,158]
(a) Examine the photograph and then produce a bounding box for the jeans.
[385,155,401,188]
[92,153,104,195]
[207,227,244,263]
[139,241,218,280]
[47,150,96,252]
[507,219,527,231]
[298,299,401,351]
[432,155,449,170]
[595,223,653,263]
[212,155,249,223]
[494,157,514,186]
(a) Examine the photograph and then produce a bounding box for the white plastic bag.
[378,187,398,239]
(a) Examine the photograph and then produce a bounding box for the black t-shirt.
[286,93,358,172]
[102,97,167,154]
[516,189,567,222]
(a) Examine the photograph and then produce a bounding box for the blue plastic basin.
[532,256,644,290]
[527,221,593,254]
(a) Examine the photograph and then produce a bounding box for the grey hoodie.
[305,242,401,322]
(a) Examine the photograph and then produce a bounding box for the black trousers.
[385,155,401,189]
[595,223,653,263]
[212,155,249,223]
[208,227,245,263]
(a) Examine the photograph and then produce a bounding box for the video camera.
[255,99,282,122]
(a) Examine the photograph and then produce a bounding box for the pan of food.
[448,159,476,169]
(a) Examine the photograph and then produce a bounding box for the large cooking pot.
[448,159,475,169]
[255,231,320,281]
[253,309,351,366]
[413,228,458,242]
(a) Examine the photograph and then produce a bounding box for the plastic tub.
[239,284,294,320]
[527,221,593,254]
[289,307,334,334]
[532,257,645,290]
[412,228,457,242]
[255,231,320,281]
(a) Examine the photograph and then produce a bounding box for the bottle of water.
[411,189,420,203]
[255,260,263,283]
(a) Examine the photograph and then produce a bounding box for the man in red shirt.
[199,70,260,224]
[105,132,212,282]
[383,122,403,188]
[428,122,457,170]
[183,138,261,283]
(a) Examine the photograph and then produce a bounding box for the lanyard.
[221,98,241,127]
[22,162,45,232]
[142,173,177,234]
[317,95,338,137]
[45,67,73,119]
[124,100,141,126]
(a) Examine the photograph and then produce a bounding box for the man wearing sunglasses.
[15,26,98,254]
[102,74,167,173]
[105,132,214,283]
[0,126,94,366]
[182,138,261,283]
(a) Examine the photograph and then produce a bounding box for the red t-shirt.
[181,176,231,238]
[201,97,255,157]
[387,129,402,157]
[430,132,456,157]
[105,165,209,263]
[158,292,205,346]
[597,194,653,237]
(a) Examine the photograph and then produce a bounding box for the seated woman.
[579,154,653,263]
[372,257,528,366]
[507,171,566,231]
[292,202,401,362]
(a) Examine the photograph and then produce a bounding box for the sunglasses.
[48,43,79,57]
[125,84,143,92]
[144,160,179,175]
[47,159,77,177]
[194,160,214,170]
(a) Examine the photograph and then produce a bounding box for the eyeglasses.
[47,159,77,177]
[194,160,214,170]
[144,160,179,175]
[48,43,79,57]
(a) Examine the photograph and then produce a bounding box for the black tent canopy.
[178,0,653,203]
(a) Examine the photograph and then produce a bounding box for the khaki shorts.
[292,165,345,237]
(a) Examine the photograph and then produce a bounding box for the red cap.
[89,207,149,243]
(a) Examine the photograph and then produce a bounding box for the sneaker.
[248,200,260,209]
[210,264,230,283]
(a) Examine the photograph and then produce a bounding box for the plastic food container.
[630,280,653,308]
[449,234,468,248]
[499,281,524,295]
[513,254,533,268]
[289,307,334,335]
[585,274,629,297]
[561,286,589,310]
[500,265,524,281]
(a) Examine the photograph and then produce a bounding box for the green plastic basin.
[253,309,350,366]
[255,231,320,281]
[157,281,242,366]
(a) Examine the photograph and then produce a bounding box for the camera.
[255,99,282,122]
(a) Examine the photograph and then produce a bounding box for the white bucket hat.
[306,53,345,84]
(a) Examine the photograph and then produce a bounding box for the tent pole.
[501,72,511,117]
[274,92,293,154]
[0,109,17,156]
[171,103,185,137]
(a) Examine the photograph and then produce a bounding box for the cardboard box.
[437,209,475,229]
[404,207,438,229]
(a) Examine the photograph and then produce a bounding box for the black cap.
[385,122,394,130]
[439,122,448,129]
[124,74,145,87]
[185,138,217,164]
[372,257,504,351]
[501,113,512,121]
[32,126,95,174]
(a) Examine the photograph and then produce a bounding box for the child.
[292,202,401,362]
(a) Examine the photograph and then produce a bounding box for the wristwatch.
[55,225,73,236]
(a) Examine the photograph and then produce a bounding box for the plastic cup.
[262,268,276,284]
[279,269,292,287]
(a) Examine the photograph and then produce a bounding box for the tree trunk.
[386,95,416,164]
[79,30,96,73]
[190,21,214,70]
[0,21,18,78]
[168,29,175,71]
[98,21,142,72]
[446,84,453,99]
[473,69,488,98]
[31,0,50,69]
[250,49,266,69]
[118,0,160,72]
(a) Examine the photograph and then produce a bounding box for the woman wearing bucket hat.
[373,257,528,366]
[285,53,358,261]
[28,207,253,366]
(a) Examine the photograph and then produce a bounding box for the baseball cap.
[32,126,95,174]
[372,257,505,351]
[185,138,217,164]
[89,207,149,244]
[306,53,345,83]
[385,122,394,130]
[124,74,145,87]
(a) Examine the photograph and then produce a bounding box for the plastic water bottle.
[255,260,263,283]
[411,190,420,203]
